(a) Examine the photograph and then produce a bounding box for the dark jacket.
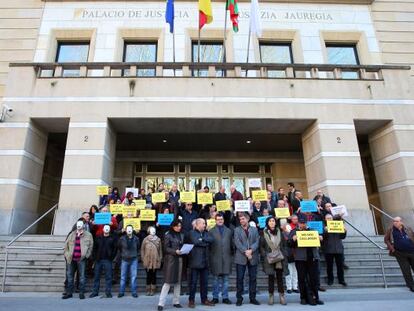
[163,230,184,284]
[287,228,320,261]
[214,192,227,203]
[234,225,260,266]
[169,190,181,208]
[187,229,214,269]
[180,209,198,233]
[209,225,233,275]
[322,230,346,254]
[93,234,118,261]
[260,228,287,275]
[118,234,140,261]
[384,225,414,254]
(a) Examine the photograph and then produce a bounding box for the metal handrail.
[1,203,59,292]
[343,218,388,288]
[370,204,394,220]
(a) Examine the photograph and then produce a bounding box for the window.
[123,42,157,76]
[326,44,359,79]
[192,41,224,77]
[190,164,217,173]
[147,163,174,173]
[259,42,293,78]
[55,41,90,77]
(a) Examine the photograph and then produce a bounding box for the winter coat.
[187,229,214,269]
[260,228,287,274]
[234,225,260,266]
[93,234,118,261]
[141,235,163,270]
[209,225,233,275]
[64,230,94,264]
[118,234,140,261]
[322,230,346,254]
[163,231,184,284]
[287,228,321,261]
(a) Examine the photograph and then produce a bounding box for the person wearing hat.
[288,215,324,306]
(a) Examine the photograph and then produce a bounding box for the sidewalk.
[0,288,413,311]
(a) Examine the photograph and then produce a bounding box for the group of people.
[62,181,414,309]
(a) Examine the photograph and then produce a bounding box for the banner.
[307,221,324,234]
[133,199,146,209]
[125,187,139,198]
[152,192,166,203]
[252,190,267,201]
[140,209,156,221]
[181,191,196,203]
[330,205,348,217]
[158,214,174,226]
[109,204,123,215]
[297,231,321,247]
[197,192,213,205]
[123,218,141,230]
[235,200,250,212]
[327,220,345,233]
[96,186,109,196]
[122,206,137,217]
[207,218,216,230]
[216,200,231,211]
[300,200,318,213]
[258,215,270,229]
[274,207,290,218]
[248,178,262,188]
[94,212,111,225]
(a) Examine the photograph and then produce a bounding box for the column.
[0,121,47,234]
[54,120,116,235]
[302,122,374,234]
[369,123,414,229]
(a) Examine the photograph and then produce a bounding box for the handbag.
[264,229,284,264]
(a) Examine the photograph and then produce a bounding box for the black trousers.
[236,263,257,300]
[295,260,319,302]
[146,269,157,285]
[394,250,414,289]
[268,268,284,294]
[325,253,345,283]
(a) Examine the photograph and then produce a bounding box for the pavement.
[0,288,413,311]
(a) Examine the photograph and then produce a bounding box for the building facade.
[0,0,413,235]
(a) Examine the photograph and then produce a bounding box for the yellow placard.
[181,191,196,203]
[216,200,231,212]
[110,204,123,215]
[327,220,345,233]
[207,219,216,230]
[197,192,213,205]
[122,206,137,217]
[297,231,321,247]
[123,218,141,230]
[275,207,291,218]
[133,199,146,209]
[152,192,166,203]
[252,190,267,201]
[140,209,156,221]
[96,186,109,196]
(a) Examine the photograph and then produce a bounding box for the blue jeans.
[189,268,208,303]
[92,259,113,295]
[119,259,138,295]
[67,259,86,294]
[236,263,257,300]
[212,274,229,299]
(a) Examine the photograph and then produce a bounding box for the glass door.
[232,177,246,197]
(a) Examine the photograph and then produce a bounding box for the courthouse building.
[0,0,413,235]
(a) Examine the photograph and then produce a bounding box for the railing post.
[310,67,319,79]
[379,252,388,288]
[54,66,63,77]
[208,66,216,77]
[285,67,294,78]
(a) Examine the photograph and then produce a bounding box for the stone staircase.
[0,235,407,292]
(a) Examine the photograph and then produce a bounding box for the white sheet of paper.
[331,205,348,217]
[179,244,194,255]
[235,200,251,212]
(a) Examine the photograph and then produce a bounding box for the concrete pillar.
[369,123,414,229]
[271,159,308,198]
[0,121,47,234]
[302,122,374,234]
[54,121,116,234]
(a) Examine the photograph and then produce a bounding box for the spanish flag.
[199,0,213,29]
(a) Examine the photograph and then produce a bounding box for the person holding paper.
[287,216,324,306]
[122,191,135,205]
[141,226,163,296]
[234,213,260,306]
[187,218,215,308]
[209,213,233,305]
[92,206,118,238]
[158,220,185,311]
[322,214,347,287]
[259,216,287,306]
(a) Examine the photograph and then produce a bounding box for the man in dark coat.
[209,213,233,304]
[187,218,215,308]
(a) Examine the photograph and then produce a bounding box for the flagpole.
[245,24,251,77]
[172,29,176,76]
[223,2,228,63]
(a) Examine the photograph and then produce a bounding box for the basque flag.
[165,0,174,33]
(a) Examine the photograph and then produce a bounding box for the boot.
[150,284,156,296]
[268,293,274,305]
[279,293,287,305]
[145,285,151,296]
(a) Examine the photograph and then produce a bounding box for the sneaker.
[286,290,292,294]
[250,299,260,305]
[62,294,73,300]
[79,293,85,300]
[173,304,183,308]
[118,293,124,298]
[132,293,138,298]
[105,293,112,298]
[236,299,243,306]
[157,306,163,311]
[222,298,232,304]
[211,298,219,304]
[89,293,98,298]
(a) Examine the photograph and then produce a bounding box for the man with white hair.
[385,216,414,292]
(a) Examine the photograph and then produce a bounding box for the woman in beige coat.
[141,226,163,295]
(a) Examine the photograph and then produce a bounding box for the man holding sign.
[323,214,347,286]
[288,216,324,306]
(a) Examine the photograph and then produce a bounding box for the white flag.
[250,0,262,37]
